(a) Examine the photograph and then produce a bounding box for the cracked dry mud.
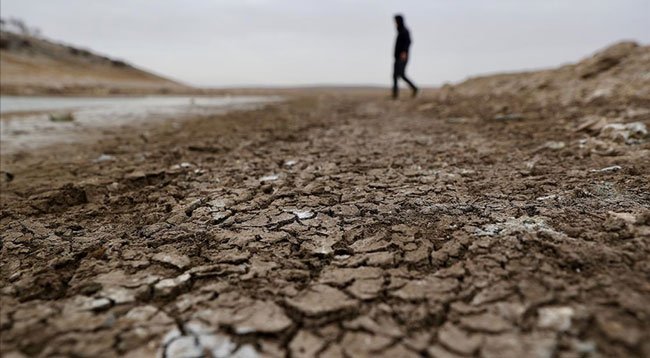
[2,46,650,358]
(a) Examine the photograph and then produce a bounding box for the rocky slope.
[448,41,650,106]
[0,31,188,95]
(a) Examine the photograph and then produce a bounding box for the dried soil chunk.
[391,277,459,300]
[481,332,557,358]
[595,313,642,347]
[289,330,325,358]
[343,315,404,338]
[427,344,465,358]
[379,343,420,358]
[438,322,483,355]
[230,300,293,334]
[350,234,390,253]
[471,283,513,305]
[347,278,384,300]
[341,331,393,357]
[460,313,513,333]
[318,267,383,285]
[285,284,358,317]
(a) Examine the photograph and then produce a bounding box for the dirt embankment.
[0,31,190,95]
[0,42,649,357]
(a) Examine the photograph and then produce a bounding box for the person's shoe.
[412,88,419,98]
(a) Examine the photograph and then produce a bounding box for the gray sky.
[1,0,649,87]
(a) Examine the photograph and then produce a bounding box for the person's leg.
[392,61,400,99]
[401,61,418,97]
[402,75,418,97]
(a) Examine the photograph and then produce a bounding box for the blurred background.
[2,0,649,88]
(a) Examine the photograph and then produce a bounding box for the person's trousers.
[393,59,417,98]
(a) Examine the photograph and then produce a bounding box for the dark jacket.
[394,26,411,59]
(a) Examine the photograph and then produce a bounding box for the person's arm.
[398,31,411,60]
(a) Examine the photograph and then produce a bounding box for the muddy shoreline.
[0,95,281,156]
[1,87,649,357]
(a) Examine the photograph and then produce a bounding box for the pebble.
[93,154,115,163]
[590,165,622,173]
[260,174,279,182]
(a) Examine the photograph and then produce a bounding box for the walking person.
[393,14,418,99]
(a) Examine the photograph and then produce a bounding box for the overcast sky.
[1,0,648,87]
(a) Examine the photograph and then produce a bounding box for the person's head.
[394,14,405,29]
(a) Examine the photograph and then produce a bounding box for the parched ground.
[1,88,649,358]
[2,42,650,358]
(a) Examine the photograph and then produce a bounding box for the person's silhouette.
[393,14,418,99]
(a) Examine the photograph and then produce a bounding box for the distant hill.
[0,30,190,95]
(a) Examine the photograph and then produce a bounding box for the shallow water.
[0,95,279,154]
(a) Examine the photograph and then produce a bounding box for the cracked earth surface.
[1,84,649,357]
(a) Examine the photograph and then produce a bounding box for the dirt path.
[1,92,649,357]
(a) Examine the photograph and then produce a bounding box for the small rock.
[93,154,115,163]
[49,112,74,122]
[152,252,191,270]
[590,165,622,173]
[260,174,279,182]
[170,162,193,170]
[1,171,14,183]
[535,195,557,201]
[100,287,136,305]
[600,121,648,143]
[79,297,112,312]
[154,273,191,297]
[292,209,315,220]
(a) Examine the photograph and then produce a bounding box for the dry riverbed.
[1,86,649,358]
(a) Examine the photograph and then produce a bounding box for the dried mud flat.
[1,43,650,358]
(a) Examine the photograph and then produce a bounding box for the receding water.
[0,95,279,154]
